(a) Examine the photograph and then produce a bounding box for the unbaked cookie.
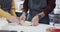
[20,21,32,26]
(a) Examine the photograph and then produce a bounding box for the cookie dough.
[20,21,32,26]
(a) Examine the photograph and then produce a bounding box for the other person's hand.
[8,16,19,24]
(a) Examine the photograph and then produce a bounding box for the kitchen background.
[0,0,60,31]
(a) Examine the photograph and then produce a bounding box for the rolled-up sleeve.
[23,0,29,13]
[0,9,11,19]
[43,0,56,15]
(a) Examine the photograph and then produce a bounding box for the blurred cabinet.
[14,0,24,16]
[14,0,24,12]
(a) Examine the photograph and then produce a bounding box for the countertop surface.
[0,18,60,32]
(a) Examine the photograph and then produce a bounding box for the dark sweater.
[23,0,56,15]
[0,0,12,13]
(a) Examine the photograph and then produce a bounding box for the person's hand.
[31,15,39,26]
[38,12,45,17]
[8,16,19,24]
[20,14,26,21]
[20,13,26,24]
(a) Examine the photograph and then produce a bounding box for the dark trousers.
[0,0,12,14]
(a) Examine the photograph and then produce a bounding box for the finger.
[32,24,38,26]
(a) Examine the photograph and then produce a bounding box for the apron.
[26,0,49,24]
[0,0,12,14]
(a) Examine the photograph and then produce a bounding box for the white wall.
[54,0,60,14]
[56,0,60,4]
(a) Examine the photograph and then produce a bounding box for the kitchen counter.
[0,23,53,32]
[0,18,60,32]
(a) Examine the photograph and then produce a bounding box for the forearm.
[21,11,27,16]
[36,0,56,17]
[42,0,56,15]
[23,0,28,13]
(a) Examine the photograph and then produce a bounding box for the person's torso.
[27,0,49,24]
[28,0,47,11]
